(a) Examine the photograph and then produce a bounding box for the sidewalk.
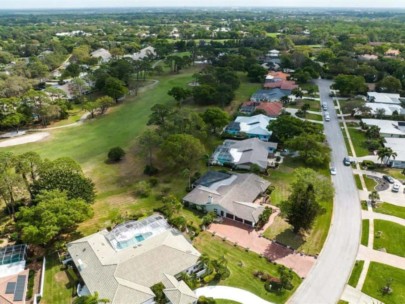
[362,210,405,227]
[341,285,382,304]
[358,245,405,270]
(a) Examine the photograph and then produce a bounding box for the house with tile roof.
[183,171,270,227]
[210,138,278,171]
[240,101,283,117]
[67,215,200,304]
[224,114,273,141]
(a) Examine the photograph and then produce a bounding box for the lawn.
[263,157,332,255]
[374,220,405,257]
[364,176,377,191]
[348,260,365,287]
[362,262,405,304]
[374,167,405,180]
[42,255,75,304]
[216,300,241,304]
[346,128,369,157]
[342,127,353,157]
[353,174,362,190]
[304,112,323,121]
[374,203,405,220]
[193,232,301,304]
[287,100,321,111]
[227,73,261,113]
[5,68,200,194]
[361,220,369,247]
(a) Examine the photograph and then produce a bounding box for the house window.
[214,208,218,215]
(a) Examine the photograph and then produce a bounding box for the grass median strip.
[361,220,369,247]
[348,260,365,287]
[374,203,405,220]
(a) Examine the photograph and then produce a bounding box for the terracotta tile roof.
[267,71,289,81]
[263,80,298,90]
[255,102,283,117]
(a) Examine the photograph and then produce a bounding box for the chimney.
[208,195,213,204]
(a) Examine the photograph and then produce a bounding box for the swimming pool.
[116,232,153,250]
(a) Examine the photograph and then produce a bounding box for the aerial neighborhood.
[1,5,405,304]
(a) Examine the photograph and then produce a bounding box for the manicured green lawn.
[362,262,405,304]
[337,300,349,304]
[342,127,353,157]
[346,128,369,157]
[42,255,75,304]
[304,112,323,122]
[353,174,362,190]
[361,220,369,247]
[287,100,321,111]
[374,167,405,180]
[374,203,405,220]
[5,69,200,193]
[348,260,365,287]
[374,220,405,257]
[227,73,261,113]
[364,176,377,191]
[193,232,301,304]
[264,158,332,255]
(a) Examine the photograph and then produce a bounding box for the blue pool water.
[135,235,145,242]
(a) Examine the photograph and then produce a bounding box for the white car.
[325,115,330,122]
[392,184,400,193]
[330,166,337,175]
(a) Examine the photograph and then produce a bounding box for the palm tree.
[377,147,397,165]
[73,292,110,304]
[368,190,380,207]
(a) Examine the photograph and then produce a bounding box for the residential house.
[367,92,402,105]
[239,101,283,118]
[210,138,278,171]
[0,245,29,304]
[124,46,156,61]
[251,89,292,102]
[91,48,112,63]
[383,138,405,169]
[362,119,405,138]
[67,215,201,304]
[183,171,270,226]
[364,103,405,116]
[224,114,273,141]
[358,54,378,61]
[263,71,298,91]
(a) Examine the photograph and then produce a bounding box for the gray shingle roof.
[183,173,270,223]
[211,138,278,170]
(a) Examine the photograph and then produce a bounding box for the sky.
[2,0,405,9]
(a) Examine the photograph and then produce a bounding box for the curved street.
[288,79,362,303]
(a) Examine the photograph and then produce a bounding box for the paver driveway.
[208,219,315,278]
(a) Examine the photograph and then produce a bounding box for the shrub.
[107,147,126,162]
[148,178,159,187]
[361,160,376,170]
[134,181,151,198]
[197,296,216,304]
[255,207,273,230]
[144,164,159,176]
[202,211,217,227]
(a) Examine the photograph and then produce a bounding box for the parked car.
[325,115,330,122]
[330,166,337,175]
[343,156,351,166]
[322,102,328,110]
[392,183,400,193]
[383,175,395,184]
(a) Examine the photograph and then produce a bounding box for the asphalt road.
[288,79,362,304]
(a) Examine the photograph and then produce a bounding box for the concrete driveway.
[288,79,362,304]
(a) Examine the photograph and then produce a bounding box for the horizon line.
[1,6,405,10]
